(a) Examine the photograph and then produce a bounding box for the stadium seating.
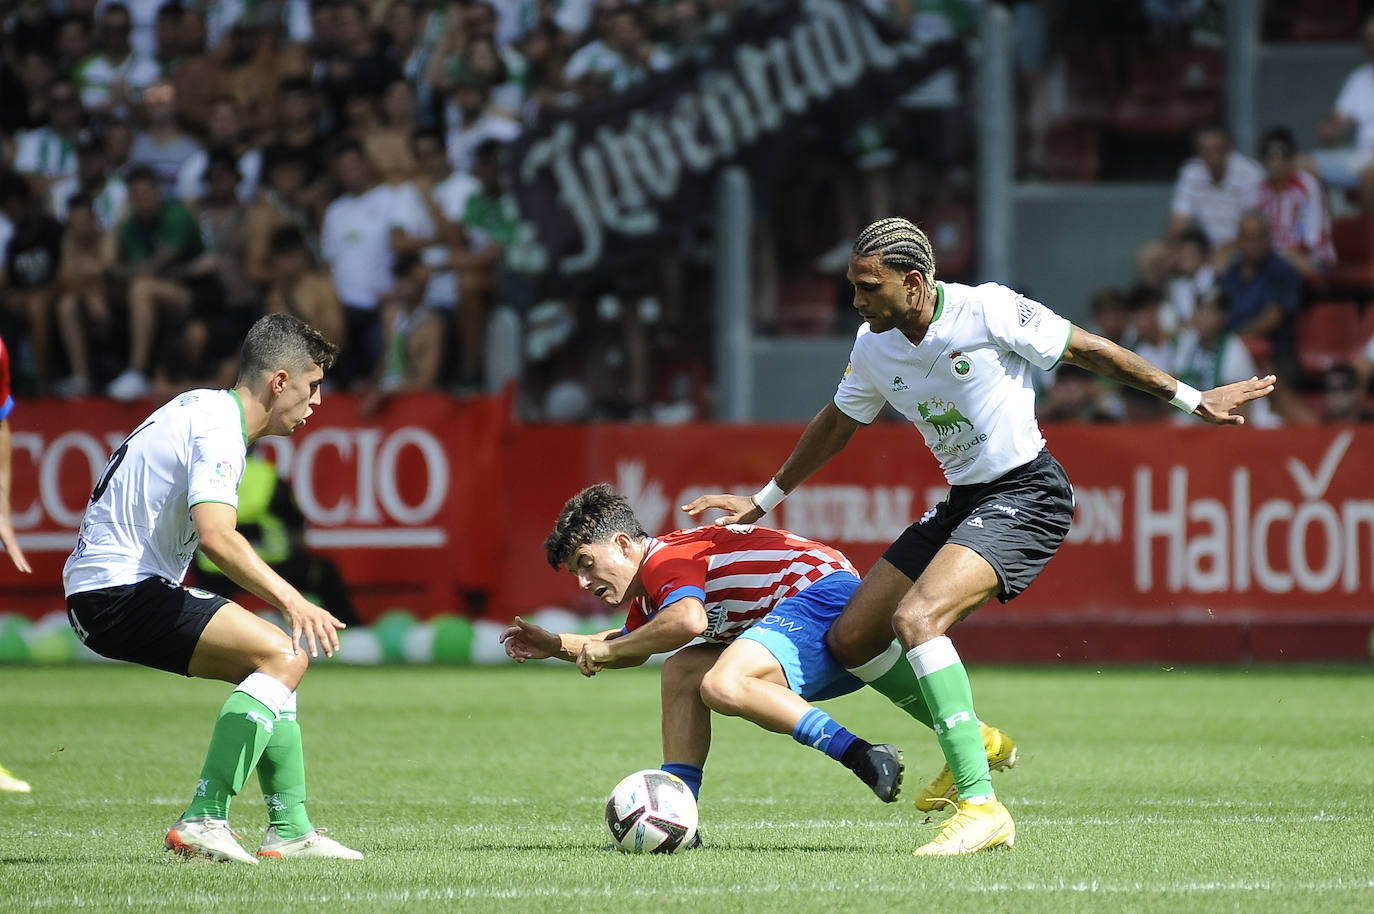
[1329,216,1374,291]
[1114,48,1224,137]
[1297,299,1361,376]
[1291,0,1360,41]
[1043,122,1101,181]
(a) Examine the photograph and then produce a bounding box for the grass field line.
[24,877,1374,908]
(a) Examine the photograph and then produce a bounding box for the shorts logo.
[966,516,984,528]
[949,351,974,379]
[892,376,908,392]
[989,504,1018,517]
[186,587,217,600]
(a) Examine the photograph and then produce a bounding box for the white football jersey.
[834,282,1072,485]
[63,389,248,595]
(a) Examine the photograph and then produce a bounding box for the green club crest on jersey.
[949,351,974,379]
[917,398,973,440]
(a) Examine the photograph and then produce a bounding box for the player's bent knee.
[697,670,745,716]
[826,620,888,668]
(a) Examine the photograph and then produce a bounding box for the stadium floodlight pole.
[1226,0,1260,157]
[714,166,753,421]
[976,1,1013,284]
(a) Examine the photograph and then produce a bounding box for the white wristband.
[1169,381,1202,414]
[752,479,787,513]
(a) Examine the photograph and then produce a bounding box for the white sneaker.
[257,826,363,860]
[165,816,259,864]
[105,370,150,402]
[0,764,31,792]
[51,375,92,399]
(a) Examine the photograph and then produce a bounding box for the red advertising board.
[3,394,1371,661]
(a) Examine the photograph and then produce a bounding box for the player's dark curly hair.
[544,484,647,569]
[852,217,936,286]
[238,312,338,381]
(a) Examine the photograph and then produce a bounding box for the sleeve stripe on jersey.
[657,584,706,610]
[1054,322,1074,366]
[188,498,238,509]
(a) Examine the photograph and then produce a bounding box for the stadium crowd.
[2,0,1372,424]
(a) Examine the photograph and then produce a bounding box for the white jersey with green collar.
[834,281,1072,485]
[63,389,248,595]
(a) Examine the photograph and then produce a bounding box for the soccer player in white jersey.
[1,332,34,794]
[501,484,911,844]
[685,217,1275,856]
[62,313,362,863]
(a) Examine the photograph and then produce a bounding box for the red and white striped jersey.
[622,525,858,643]
[1259,170,1335,267]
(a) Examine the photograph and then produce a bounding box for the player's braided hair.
[852,217,936,286]
[544,484,648,569]
[239,312,338,381]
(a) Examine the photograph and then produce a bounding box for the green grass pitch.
[1,663,1371,913]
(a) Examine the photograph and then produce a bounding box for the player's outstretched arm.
[576,599,709,677]
[683,402,860,525]
[192,501,345,658]
[1061,325,1276,425]
[0,419,32,573]
[499,616,620,663]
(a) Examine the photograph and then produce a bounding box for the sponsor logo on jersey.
[892,376,908,392]
[989,503,1019,516]
[949,351,973,379]
[843,362,853,380]
[916,398,973,441]
[966,516,984,528]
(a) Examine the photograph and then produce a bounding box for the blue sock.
[791,708,858,762]
[661,762,703,800]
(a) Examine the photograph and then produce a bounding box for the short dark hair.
[269,224,307,254]
[543,484,647,569]
[279,75,313,96]
[238,312,338,382]
[1127,283,1164,311]
[1259,125,1298,160]
[126,164,159,187]
[392,250,422,278]
[1177,226,1211,253]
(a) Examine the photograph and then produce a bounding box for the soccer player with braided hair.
[686,217,1274,856]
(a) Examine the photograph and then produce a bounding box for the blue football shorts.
[736,571,865,702]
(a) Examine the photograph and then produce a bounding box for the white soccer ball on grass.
[604,768,699,854]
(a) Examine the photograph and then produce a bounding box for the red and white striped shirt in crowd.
[622,525,859,643]
[1259,170,1336,267]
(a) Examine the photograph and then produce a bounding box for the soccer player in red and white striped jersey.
[502,485,921,825]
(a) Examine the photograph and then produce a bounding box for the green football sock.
[183,673,290,821]
[847,641,934,729]
[256,692,313,840]
[907,637,992,801]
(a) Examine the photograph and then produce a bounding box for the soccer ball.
[604,769,699,854]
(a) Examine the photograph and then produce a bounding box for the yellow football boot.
[913,722,1017,813]
[913,797,1015,856]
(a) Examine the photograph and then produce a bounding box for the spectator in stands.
[364,75,421,185]
[262,77,327,189]
[1126,283,1176,376]
[1257,126,1335,280]
[74,3,160,117]
[106,164,203,401]
[0,46,55,136]
[1168,123,1264,269]
[52,192,115,399]
[1219,210,1301,377]
[563,2,671,95]
[320,139,396,387]
[1313,14,1374,211]
[11,76,86,186]
[0,174,64,391]
[1039,363,1120,423]
[174,96,263,205]
[316,0,402,133]
[443,72,522,174]
[188,148,253,308]
[363,251,446,414]
[244,150,320,287]
[55,14,93,77]
[1087,286,1132,346]
[1319,363,1374,423]
[1172,287,1276,426]
[127,81,202,192]
[1167,227,1214,328]
[165,6,233,140]
[1134,238,1172,293]
[265,225,347,352]
[50,129,127,230]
